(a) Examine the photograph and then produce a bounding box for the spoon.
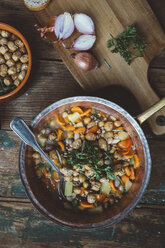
[10,117,65,199]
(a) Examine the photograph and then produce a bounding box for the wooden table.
[0,1,165,247]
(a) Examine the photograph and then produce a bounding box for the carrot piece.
[86,125,98,134]
[43,168,48,177]
[110,180,116,192]
[121,175,129,183]
[123,148,134,158]
[130,166,135,180]
[65,125,75,131]
[124,166,131,177]
[64,116,70,123]
[80,108,91,117]
[99,111,106,118]
[74,127,86,133]
[114,126,124,133]
[134,154,140,168]
[58,141,65,151]
[80,202,94,208]
[75,118,82,123]
[53,159,59,165]
[56,129,64,141]
[96,193,106,202]
[71,107,83,114]
[53,171,60,180]
[80,187,86,196]
[118,138,132,150]
[56,115,65,126]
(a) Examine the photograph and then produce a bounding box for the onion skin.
[71,52,99,72]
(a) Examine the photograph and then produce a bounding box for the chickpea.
[11,73,18,81]
[20,54,28,63]
[6,59,15,67]
[115,190,123,198]
[19,46,26,53]
[104,121,114,131]
[0,45,8,55]
[1,30,10,38]
[21,63,28,71]
[15,39,24,48]
[12,51,21,62]
[38,134,47,147]
[87,193,96,204]
[73,187,81,195]
[0,64,8,77]
[87,120,96,129]
[118,131,129,141]
[85,133,96,141]
[16,62,22,72]
[8,41,18,52]
[91,181,101,191]
[0,55,5,64]
[84,117,91,125]
[110,115,116,121]
[64,175,73,182]
[8,66,17,75]
[0,37,8,46]
[3,77,12,86]
[49,150,58,160]
[60,167,73,176]
[104,131,113,139]
[34,159,40,166]
[114,120,121,127]
[73,171,79,177]
[32,152,41,159]
[14,78,21,87]
[85,169,94,177]
[83,181,89,188]
[4,51,12,60]
[48,132,57,141]
[79,174,86,183]
[18,70,26,81]
[98,121,104,127]
[10,34,17,41]
[98,138,107,151]
[72,138,82,149]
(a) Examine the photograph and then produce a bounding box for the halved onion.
[72,35,96,50]
[54,12,74,40]
[74,13,95,34]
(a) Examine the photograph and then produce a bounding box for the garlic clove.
[54,12,74,40]
[74,13,95,34]
[72,35,96,51]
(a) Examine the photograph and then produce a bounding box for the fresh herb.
[39,163,45,171]
[117,176,124,185]
[56,149,63,165]
[107,24,147,65]
[92,113,102,121]
[72,199,78,207]
[50,167,54,180]
[104,58,111,69]
[81,140,86,153]
[91,164,115,180]
[112,129,123,132]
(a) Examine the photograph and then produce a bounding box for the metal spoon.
[10,117,65,198]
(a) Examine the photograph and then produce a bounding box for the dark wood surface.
[0,0,165,247]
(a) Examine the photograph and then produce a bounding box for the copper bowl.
[19,96,151,230]
[0,23,32,102]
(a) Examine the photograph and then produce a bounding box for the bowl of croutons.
[0,23,32,101]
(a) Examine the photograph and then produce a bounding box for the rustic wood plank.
[0,200,164,248]
[0,131,165,205]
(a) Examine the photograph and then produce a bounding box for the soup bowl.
[19,96,153,230]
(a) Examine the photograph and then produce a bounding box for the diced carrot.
[43,168,48,177]
[74,127,86,133]
[121,175,129,184]
[53,159,59,165]
[130,166,135,180]
[80,108,91,117]
[53,171,60,180]
[80,202,94,208]
[64,116,70,123]
[65,125,75,131]
[118,138,132,150]
[134,154,140,168]
[96,193,106,202]
[56,115,65,126]
[75,118,82,123]
[58,141,65,151]
[80,187,86,196]
[110,180,116,192]
[124,166,131,177]
[86,125,98,134]
[103,197,110,203]
[56,129,64,141]
[71,107,83,114]
[99,111,106,118]
[123,148,134,158]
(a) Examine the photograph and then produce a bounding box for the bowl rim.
[0,22,32,100]
[19,96,151,230]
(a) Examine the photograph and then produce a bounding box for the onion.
[71,52,99,71]
[54,12,74,40]
[74,13,95,34]
[72,35,96,50]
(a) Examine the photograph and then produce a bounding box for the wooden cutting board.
[34,0,165,135]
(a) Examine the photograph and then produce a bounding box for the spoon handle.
[10,117,62,177]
